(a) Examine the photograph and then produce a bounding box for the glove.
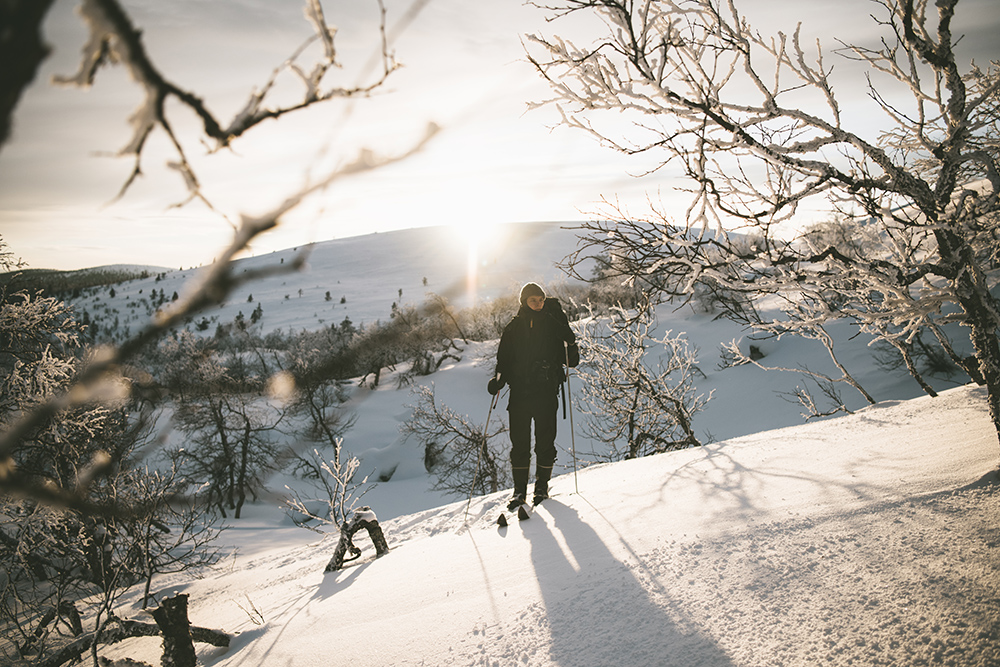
[487,376,505,395]
[566,342,580,368]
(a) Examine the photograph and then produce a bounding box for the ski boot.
[533,478,549,507]
[506,492,527,512]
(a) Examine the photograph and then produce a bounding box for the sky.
[0,0,998,271]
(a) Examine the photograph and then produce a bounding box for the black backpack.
[543,297,580,368]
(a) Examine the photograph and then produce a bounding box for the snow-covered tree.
[0,236,24,274]
[282,328,365,527]
[172,389,286,520]
[114,465,224,610]
[0,286,119,505]
[0,268,224,665]
[285,444,370,529]
[576,307,711,459]
[527,0,1000,444]
[351,302,466,389]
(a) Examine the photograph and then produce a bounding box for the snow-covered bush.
[575,307,712,460]
[402,384,510,497]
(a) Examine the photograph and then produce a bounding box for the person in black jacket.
[488,282,578,509]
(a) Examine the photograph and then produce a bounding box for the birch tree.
[527,0,1000,443]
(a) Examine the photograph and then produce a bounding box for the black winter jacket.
[496,298,576,392]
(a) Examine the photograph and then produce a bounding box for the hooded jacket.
[496,297,576,392]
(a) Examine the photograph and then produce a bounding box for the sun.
[453,220,502,249]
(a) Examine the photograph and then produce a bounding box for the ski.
[496,502,536,526]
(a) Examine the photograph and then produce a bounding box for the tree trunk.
[966,312,1000,443]
[626,384,641,459]
[34,608,228,667]
[150,594,197,667]
[235,421,251,519]
[891,339,938,397]
[943,231,1000,447]
[324,507,390,572]
[142,568,154,610]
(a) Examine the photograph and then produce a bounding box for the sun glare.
[450,221,506,304]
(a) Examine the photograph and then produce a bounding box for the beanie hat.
[519,282,545,305]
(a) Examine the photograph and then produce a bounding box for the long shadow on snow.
[526,499,734,667]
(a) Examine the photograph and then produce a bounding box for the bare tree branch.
[52,0,410,205]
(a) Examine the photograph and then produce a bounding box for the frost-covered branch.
[52,0,407,205]
[532,0,1000,445]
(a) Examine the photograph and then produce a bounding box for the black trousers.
[508,385,558,494]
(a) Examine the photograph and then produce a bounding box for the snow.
[101,385,999,667]
[71,223,999,666]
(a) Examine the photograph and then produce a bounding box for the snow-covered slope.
[59,223,1000,666]
[67,222,586,335]
[100,384,999,667]
[69,222,978,489]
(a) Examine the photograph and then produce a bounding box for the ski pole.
[466,383,500,522]
[564,341,579,494]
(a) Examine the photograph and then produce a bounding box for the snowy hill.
[66,221,977,492]
[55,222,1000,666]
[66,222,587,337]
[99,384,999,667]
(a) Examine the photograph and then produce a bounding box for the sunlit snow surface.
[72,224,999,666]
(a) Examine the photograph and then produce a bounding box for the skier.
[488,282,578,511]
